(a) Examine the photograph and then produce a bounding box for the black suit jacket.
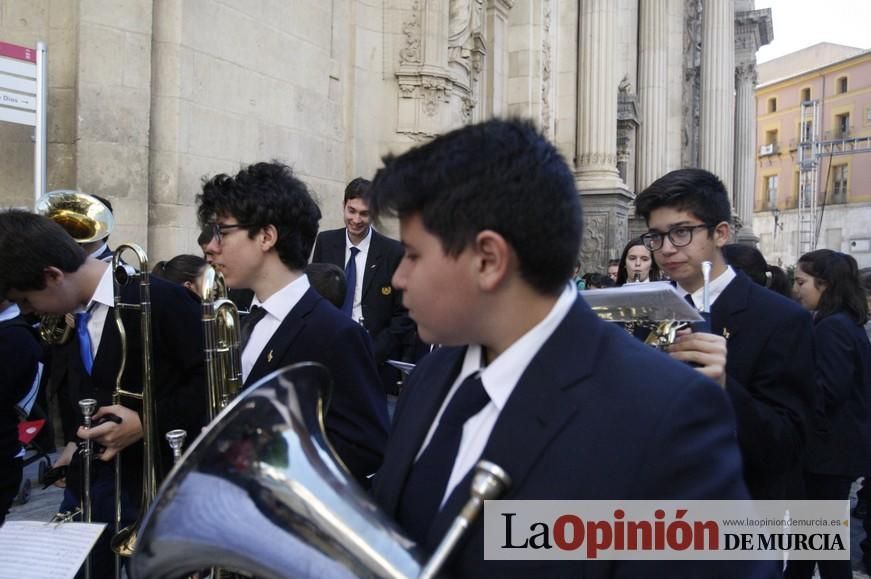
[803,311,871,478]
[58,276,207,494]
[243,286,388,483]
[374,296,770,578]
[0,316,42,463]
[312,228,415,391]
[711,271,816,499]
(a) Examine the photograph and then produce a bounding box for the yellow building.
[753,43,871,268]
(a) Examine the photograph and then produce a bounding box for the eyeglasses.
[209,222,250,245]
[640,224,714,252]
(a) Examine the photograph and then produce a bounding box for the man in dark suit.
[312,178,415,394]
[0,210,207,576]
[367,119,768,577]
[197,162,388,483]
[635,168,816,500]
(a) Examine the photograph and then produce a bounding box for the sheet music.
[0,521,105,579]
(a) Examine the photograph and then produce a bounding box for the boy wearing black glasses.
[635,168,815,500]
[197,161,388,484]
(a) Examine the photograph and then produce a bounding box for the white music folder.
[0,520,105,579]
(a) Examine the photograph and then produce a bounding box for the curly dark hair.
[367,118,582,295]
[197,161,321,271]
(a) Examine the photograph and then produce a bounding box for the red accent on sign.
[0,41,36,63]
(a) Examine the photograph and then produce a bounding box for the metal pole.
[34,41,47,205]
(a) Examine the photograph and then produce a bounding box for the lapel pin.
[722,328,731,340]
[267,349,274,363]
[381,286,392,296]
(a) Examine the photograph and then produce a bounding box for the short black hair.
[197,161,322,271]
[634,168,732,227]
[305,262,347,309]
[368,118,581,295]
[0,210,86,297]
[344,177,371,204]
[798,249,868,325]
[616,237,660,286]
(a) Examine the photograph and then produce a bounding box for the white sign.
[0,40,47,201]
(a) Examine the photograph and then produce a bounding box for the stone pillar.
[636,0,668,191]
[698,0,735,190]
[575,0,621,190]
[733,62,758,243]
[483,0,514,119]
[575,0,632,269]
[734,6,773,244]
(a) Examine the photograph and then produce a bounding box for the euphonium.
[131,363,511,579]
[108,243,158,573]
[35,190,114,345]
[200,266,243,420]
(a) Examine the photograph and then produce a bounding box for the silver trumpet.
[131,362,510,579]
[78,398,98,579]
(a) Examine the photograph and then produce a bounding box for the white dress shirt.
[417,283,578,506]
[345,228,371,324]
[241,274,311,382]
[678,265,736,310]
[80,262,115,359]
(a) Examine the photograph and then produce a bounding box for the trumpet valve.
[165,429,187,463]
[78,398,98,427]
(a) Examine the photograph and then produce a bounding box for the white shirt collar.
[0,303,21,322]
[87,262,115,311]
[453,283,578,411]
[88,241,109,260]
[346,227,372,252]
[250,274,311,323]
[679,265,736,310]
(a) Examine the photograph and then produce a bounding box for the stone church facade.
[0,0,769,269]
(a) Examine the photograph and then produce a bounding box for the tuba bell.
[35,190,114,344]
[131,363,510,579]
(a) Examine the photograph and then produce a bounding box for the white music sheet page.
[0,520,105,579]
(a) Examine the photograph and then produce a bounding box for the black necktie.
[396,373,490,544]
[342,246,360,316]
[685,293,697,309]
[240,305,267,350]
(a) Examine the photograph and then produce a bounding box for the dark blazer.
[0,316,42,462]
[374,297,769,578]
[803,311,871,478]
[58,276,207,493]
[312,228,415,392]
[710,271,816,499]
[243,286,388,483]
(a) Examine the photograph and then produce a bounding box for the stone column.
[699,0,735,190]
[734,6,773,244]
[636,0,668,191]
[733,62,758,243]
[575,0,632,270]
[575,0,621,190]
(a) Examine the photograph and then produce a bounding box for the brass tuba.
[35,190,114,345]
[200,266,243,420]
[130,363,510,579]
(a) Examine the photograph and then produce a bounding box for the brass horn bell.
[35,190,114,243]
